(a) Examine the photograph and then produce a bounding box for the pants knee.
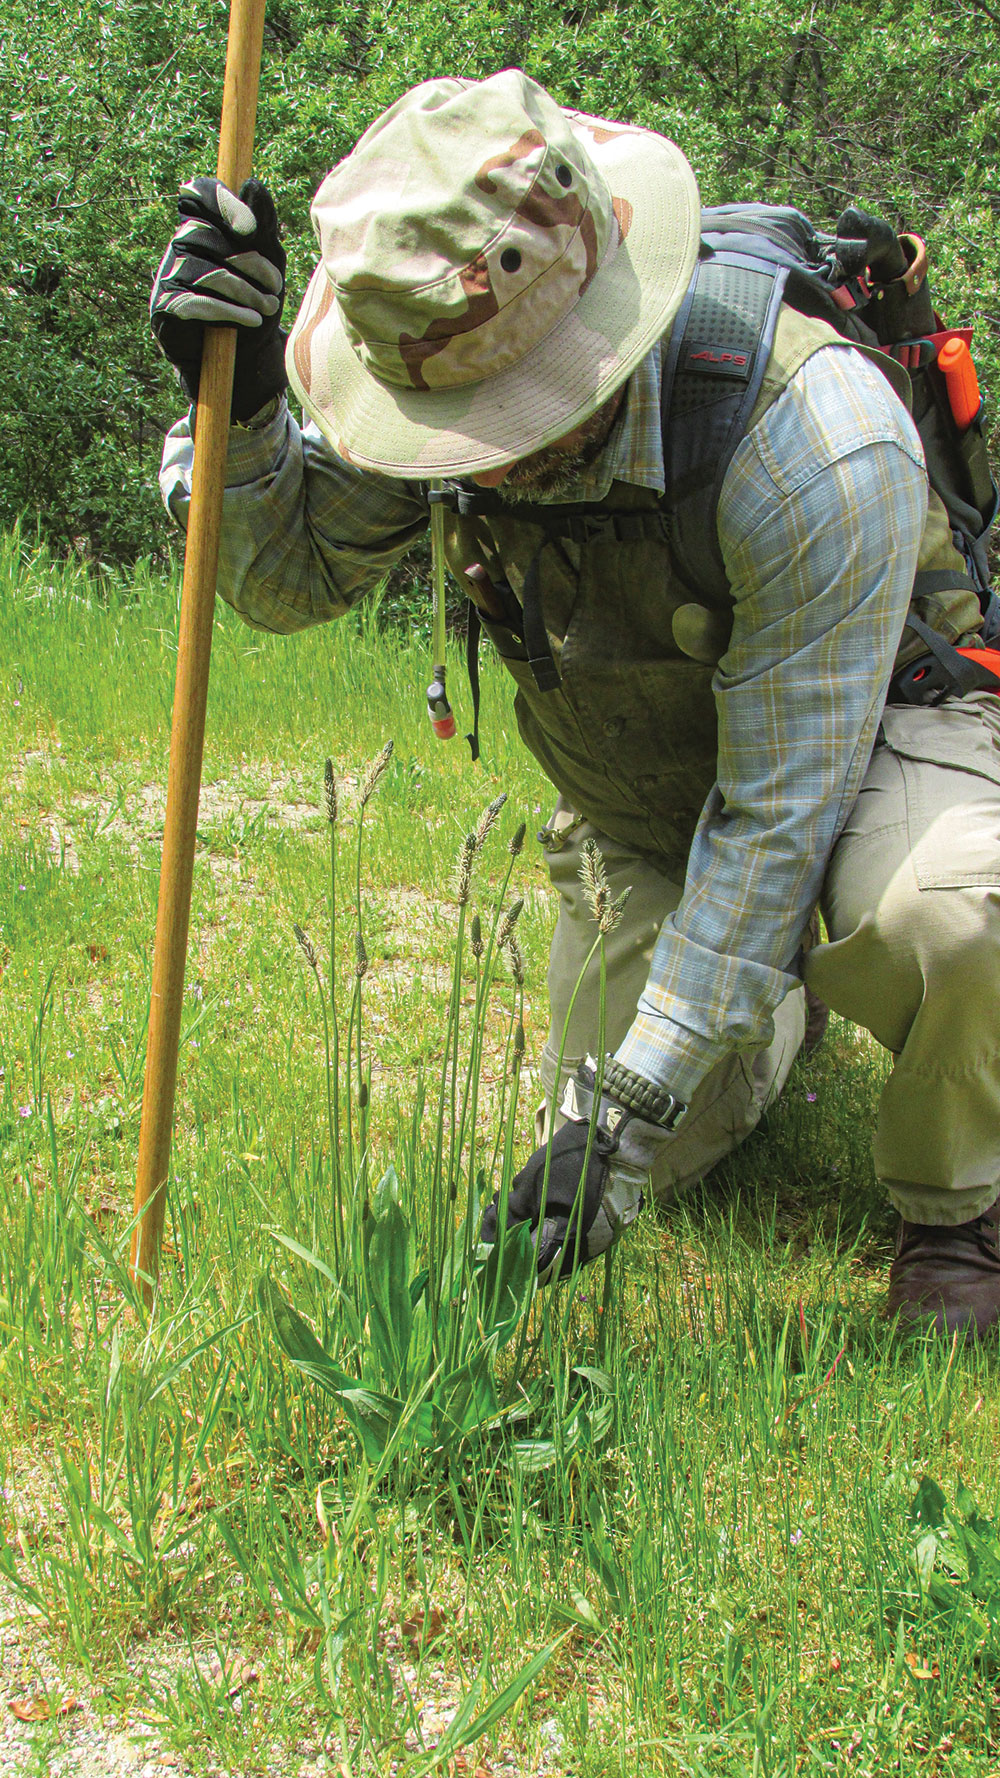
[881,878,999,995]
[811,874,1000,1052]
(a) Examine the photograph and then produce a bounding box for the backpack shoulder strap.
[661,247,788,602]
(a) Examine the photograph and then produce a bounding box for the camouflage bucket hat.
[286,68,701,477]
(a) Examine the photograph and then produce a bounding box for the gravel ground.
[1,1594,196,1778]
[0,1589,569,1777]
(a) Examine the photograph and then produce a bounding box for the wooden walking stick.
[131,0,267,1303]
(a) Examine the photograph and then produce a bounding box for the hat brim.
[286,112,701,478]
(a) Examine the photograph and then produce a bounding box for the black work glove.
[150,176,288,423]
[481,1063,672,1284]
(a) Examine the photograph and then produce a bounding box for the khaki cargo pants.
[538,694,1000,1227]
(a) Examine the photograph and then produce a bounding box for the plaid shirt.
[161,342,927,1103]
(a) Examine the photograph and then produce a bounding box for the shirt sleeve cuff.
[223,396,292,484]
[613,1012,735,1107]
[613,922,803,1103]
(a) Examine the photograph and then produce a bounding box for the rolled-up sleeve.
[160,398,429,634]
[615,347,929,1101]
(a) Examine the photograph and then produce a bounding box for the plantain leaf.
[259,1274,402,1461]
[361,1167,414,1393]
[511,1437,558,1473]
[432,1354,499,1441]
[335,1385,406,1462]
[910,1475,947,1529]
[477,1218,536,1351]
[259,1275,341,1389]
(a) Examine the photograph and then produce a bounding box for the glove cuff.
[232,392,285,432]
[231,330,289,424]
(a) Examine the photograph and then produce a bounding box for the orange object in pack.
[938,337,981,430]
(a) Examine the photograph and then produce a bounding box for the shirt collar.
[576,339,665,500]
[522,339,665,505]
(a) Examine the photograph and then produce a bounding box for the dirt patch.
[0,1576,571,1778]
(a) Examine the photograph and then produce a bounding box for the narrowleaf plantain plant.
[260,746,619,1481]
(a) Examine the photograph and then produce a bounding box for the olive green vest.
[444,308,981,872]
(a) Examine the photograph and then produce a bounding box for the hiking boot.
[887,1197,1000,1337]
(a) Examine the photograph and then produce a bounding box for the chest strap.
[444,485,671,694]
[465,604,482,761]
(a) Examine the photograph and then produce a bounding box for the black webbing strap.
[445,486,560,693]
[521,543,560,692]
[464,603,482,761]
[890,611,1000,705]
[450,490,671,695]
[911,567,980,601]
[905,613,993,693]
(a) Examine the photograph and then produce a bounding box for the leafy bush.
[3,0,998,568]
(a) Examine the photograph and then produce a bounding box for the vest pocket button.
[603,716,625,738]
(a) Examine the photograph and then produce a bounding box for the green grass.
[3,523,1000,1776]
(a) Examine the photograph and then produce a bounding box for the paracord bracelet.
[603,1058,688,1130]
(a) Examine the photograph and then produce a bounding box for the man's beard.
[496,391,624,503]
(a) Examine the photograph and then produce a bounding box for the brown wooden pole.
[131,0,267,1302]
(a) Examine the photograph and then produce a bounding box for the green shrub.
[2,0,998,570]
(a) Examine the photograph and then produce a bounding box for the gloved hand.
[480,1061,677,1284]
[150,176,288,423]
